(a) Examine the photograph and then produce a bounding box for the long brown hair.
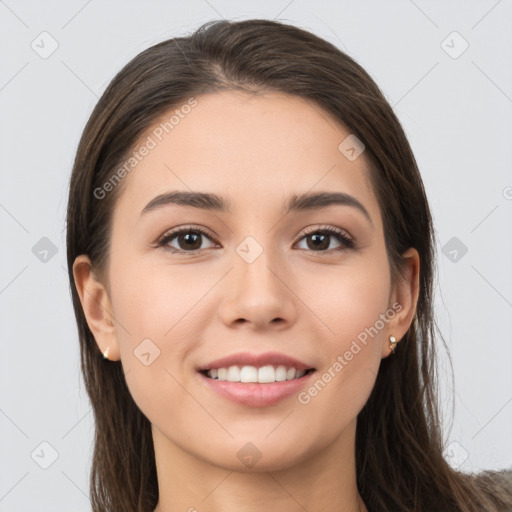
[65,19,512,511]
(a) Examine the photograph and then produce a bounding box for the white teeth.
[240,366,258,382]
[275,365,287,382]
[258,365,275,383]
[227,366,240,381]
[204,364,309,383]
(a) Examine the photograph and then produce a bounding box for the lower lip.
[197,370,316,407]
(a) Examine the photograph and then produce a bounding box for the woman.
[66,19,512,511]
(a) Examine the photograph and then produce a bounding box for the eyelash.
[155,224,355,255]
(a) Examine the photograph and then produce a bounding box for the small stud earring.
[103,347,110,360]
[389,335,398,353]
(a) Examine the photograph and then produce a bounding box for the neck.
[152,419,367,512]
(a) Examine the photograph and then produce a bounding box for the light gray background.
[1,1,511,510]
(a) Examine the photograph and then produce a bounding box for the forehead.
[114,90,380,224]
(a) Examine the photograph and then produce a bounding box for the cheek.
[109,259,207,424]
[295,252,391,344]
[108,255,216,406]
[293,255,390,412]
[109,253,202,343]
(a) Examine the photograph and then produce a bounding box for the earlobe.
[381,247,420,358]
[72,255,120,360]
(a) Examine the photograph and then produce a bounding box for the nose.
[217,245,298,332]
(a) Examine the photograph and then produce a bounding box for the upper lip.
[197,351,315,371]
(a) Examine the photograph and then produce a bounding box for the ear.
[381,247,420,358]
[72,255,120,360]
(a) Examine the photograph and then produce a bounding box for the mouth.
[198,365,316,383]
[197,365,317,407]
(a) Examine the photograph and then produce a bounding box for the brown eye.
[295,227,355,252]
[305,233,331,251]
[174,231,203,251]
[156,225,354,255]
[158,227,216,253]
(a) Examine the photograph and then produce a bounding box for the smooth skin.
[73,90,419,512]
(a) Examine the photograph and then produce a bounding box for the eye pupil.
[308,233,329,250]
[179,231,202,250]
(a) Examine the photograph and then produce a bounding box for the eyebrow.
[140,190,373,225]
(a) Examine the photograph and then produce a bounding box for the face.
[75,90,418,473]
